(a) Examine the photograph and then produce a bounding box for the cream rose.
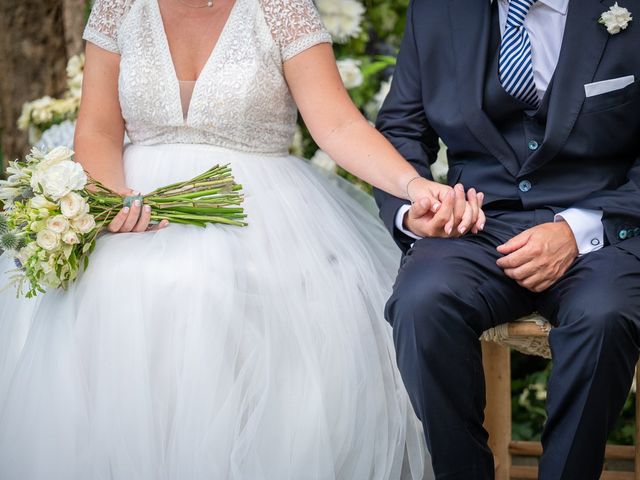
[62,230,80,245]
[46,215,70,234]
[60,192,87,218]
[72,214,96,234]
[36,229,60,251]
[36,160,87,200]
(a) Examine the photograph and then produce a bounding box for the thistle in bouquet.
[0,146,246,298]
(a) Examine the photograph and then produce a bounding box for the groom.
[374,0,640,478]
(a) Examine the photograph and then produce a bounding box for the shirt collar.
[496,0,569,15]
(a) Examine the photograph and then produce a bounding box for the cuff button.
[591,238,601,246]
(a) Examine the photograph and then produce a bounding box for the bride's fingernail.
[480,223,486,230]
[144,205,151,213]
[123,207,130,214]
[458,226,466,234]
[134,200,141,207]
[433,202,441,212]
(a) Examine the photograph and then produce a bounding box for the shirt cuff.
[554,208,604,255]
[395,204,423,240]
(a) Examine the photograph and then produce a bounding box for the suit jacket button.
[528,140,539,151]
[519,180,532,193]
[619,230,628,240]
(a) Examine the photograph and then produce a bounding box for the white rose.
[37,160,87,200]
[36,229,60,251]
[337,59,363,89]
[62,230,80,245]
[310,149,337,173]
[46,215,70,234]
[72,214,96,234]
[60,192,87,218]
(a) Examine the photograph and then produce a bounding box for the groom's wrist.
[395,204,422,240]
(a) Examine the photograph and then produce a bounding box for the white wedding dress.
[0,0,431,479]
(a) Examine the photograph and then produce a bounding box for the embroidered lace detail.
[83,0,136,53]
[282,31,333,62]
[259,0,332,61]
[81,0,330,154]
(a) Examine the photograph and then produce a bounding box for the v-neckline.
[151,0,240,124]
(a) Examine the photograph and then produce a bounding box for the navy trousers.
[387,210,640,480]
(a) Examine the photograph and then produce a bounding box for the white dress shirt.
[396,0,604,254]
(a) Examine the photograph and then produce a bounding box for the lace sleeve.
[260,0,333,62]
[83,0,135,54]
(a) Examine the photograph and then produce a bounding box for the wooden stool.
[481,316,640,479]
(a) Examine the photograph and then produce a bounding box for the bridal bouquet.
[0,146,246,298]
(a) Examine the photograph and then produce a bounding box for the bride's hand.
[107,189,169,233]
[406,179,486,238]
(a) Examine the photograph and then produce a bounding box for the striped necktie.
[499,0,539,108]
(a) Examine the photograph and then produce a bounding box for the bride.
[0,0,484,478]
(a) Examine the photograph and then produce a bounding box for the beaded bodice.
[83,0,331,155]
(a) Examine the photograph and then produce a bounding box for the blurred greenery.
[512,352,635,445]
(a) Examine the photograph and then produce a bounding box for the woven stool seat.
[481,314,552,359]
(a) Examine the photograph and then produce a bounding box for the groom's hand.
[496,221,579,293]
[405,183,486,238]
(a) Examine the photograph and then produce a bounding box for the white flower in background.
[17,103,34,131]
[365,77,393,120]
[36,229,60,251]
[60,192,86,219]
[374,78,392,110]
[72,214,96,234]
[46,215,70,235]
[337,58,364,89]
[310,149,337,173]
[289,125,305,157]
[66,54,85,79]
[33,160,87,200]
[38,120,77,150]
[316,0,365,43]
[62,230,80,245]
[599,2,632,34]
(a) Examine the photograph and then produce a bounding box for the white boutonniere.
[599,2,633,35]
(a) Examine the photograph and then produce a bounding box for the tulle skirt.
[0,143,430,480]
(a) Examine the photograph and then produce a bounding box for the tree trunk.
[63,0,87,58]
[0,0,70,170]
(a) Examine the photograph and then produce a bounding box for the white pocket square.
[584,75,635,98]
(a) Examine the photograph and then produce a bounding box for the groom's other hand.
[405,183,485,238]
[496,222,579,292]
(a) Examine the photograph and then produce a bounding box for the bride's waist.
[122,143,297,194]
[124,142,291,161]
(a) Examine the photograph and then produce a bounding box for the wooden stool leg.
[483,341,512,480]
[635,361,640,480]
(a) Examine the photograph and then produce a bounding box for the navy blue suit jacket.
[374,0,640,257]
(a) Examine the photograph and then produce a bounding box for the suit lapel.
[448,0,519,177]
[519,0,610,176]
